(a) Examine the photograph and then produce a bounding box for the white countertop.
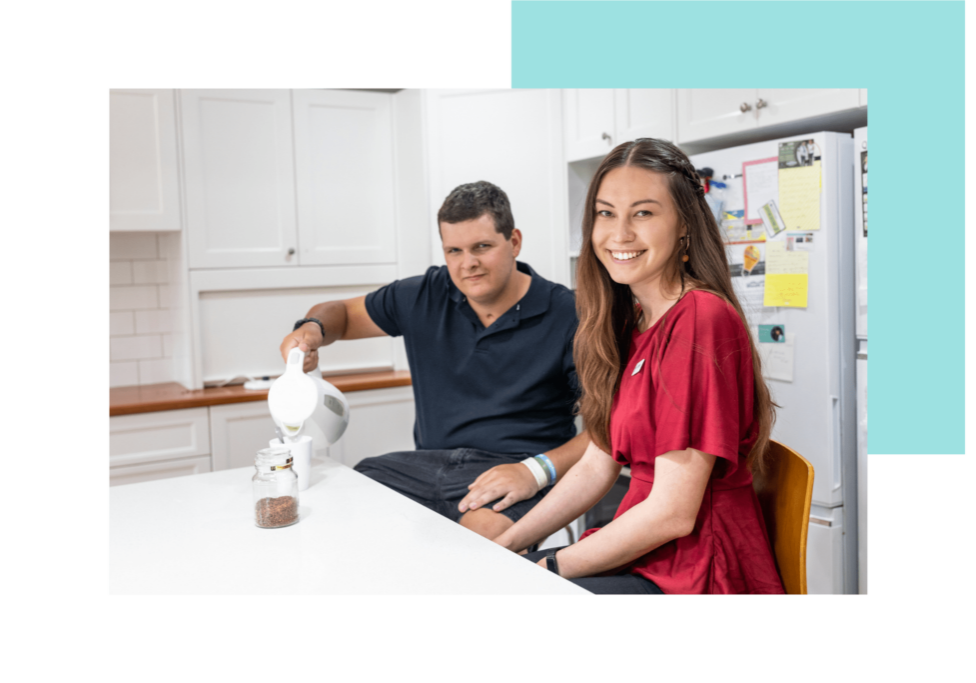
[110,455,588,595]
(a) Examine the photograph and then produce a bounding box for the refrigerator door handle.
[831,395,842,491]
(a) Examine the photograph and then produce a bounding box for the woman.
[492,138,784,594]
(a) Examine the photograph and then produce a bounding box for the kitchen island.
[110,453,587,595]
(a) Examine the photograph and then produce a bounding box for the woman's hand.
[458,463,540,514]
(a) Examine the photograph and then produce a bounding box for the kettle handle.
[287,347,305,368]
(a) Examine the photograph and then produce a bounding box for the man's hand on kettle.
[279,324,324,373]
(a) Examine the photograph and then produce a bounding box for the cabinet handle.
[756,98,768,110]
[602,132,612,145]
[739,102,752,113]
[287,248,296,257]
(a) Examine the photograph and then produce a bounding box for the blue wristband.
[534,454,557,486]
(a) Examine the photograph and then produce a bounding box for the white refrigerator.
[853,126,868,594]
[690,132,858,594]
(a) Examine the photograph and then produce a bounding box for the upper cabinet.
[564,89,675,163]
[677,89,862,144]
[293,90,397,266]
[181,90,298,269]
[110,90,182,232]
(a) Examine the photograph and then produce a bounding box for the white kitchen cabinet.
[676,89,760,143]
[110,456,212,487]
[564,89,675,163]
[677,89,861,144]
[109,407,211,486]
[425,89,569,286]
[209,401,278,471]
[860,89,868,107]
[110,89,182,232]
[210,387,416,472]
[752,89,861,128]
[181,89,298,269]
[293,90,398,266]
[326,386,416,469]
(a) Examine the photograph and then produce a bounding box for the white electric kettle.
[267,348,350,447]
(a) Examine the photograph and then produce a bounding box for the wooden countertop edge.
[110,370,412,417]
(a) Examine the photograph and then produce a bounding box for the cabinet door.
[860,89,867,107]
[427,89,567,285]
[563,89,617,162]
[110,89,181,232]
[755,89,861,127]
[676,89,758,144]
[181,90,298,269]
[110,456,212,487]
[209,402,278,471]
[110,407,211,468]
[293,90,397,266]
[327,386,416,469]
[614,89,675,143]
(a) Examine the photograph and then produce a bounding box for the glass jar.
[252,446,300,528]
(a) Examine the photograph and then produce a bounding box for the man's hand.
[458,463,541,514]
[279,323,324,373]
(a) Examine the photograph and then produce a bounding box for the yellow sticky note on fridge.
[764,274,808,308]
[778,161,821,231]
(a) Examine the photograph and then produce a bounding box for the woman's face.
[591,165,684,297]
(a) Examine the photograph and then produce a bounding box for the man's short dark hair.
[437,181,515,240]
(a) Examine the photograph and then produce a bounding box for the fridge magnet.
[786,232,815,252]
[758,324,786,343]
[742,157,778,226]
[759,199,787,239]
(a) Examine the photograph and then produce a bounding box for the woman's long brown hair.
[574,138,776,473]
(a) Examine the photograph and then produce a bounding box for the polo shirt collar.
[448,261,551,312]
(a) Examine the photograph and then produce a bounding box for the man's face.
[440,213,522,305]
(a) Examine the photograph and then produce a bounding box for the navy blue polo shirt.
[364,261,579,456]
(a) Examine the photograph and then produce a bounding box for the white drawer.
[110,407,211,468]
[110,455,212,487]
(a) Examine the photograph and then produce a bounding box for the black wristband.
[294,318,326,340]
[545,548,560,576]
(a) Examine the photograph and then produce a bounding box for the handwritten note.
[764,241,809,307]
[778,160,821,231]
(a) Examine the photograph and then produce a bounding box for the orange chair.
[752,440,815,594]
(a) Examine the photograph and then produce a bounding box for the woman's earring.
[681,236,690,262]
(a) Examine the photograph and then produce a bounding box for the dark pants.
[523,547,664,594]
[354,448,553,524]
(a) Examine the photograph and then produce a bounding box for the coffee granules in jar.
[255,495,298,528]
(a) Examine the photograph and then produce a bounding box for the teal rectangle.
[513,1,965,454]
[759,325,786,344]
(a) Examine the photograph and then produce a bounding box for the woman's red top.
[578,290,784,594]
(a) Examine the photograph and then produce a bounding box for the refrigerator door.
[690,132,857,510]
[806,504,846,594]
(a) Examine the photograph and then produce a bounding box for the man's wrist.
[520,457,548,491]
[294,318,326,344]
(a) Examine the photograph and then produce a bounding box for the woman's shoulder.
[669,290,745,335]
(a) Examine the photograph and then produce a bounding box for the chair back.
[752,440,815,594]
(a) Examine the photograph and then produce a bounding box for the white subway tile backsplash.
[135,309,172,335]
[138,358,174,385]
[110,311,135,336]
[110,335,162,362]
[110,233,158,260]
[132,260,169,285]
[110,361,139,387]
[162,333,175,357]
[157,284,171,309]
[110,261,132,286]
[110,286,158,311]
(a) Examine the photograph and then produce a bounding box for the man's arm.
[279,295,387,372]
[457,430,590,514]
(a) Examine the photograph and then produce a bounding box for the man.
[279,181,587,541]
